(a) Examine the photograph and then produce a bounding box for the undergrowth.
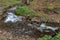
[15,6,36,16]
[38,32,60,40]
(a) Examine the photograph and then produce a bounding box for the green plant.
[0,38,3,40]
[51,32,60,40]
[38,35,52,40]
[15,6,36,16]
[38,32,60,40]
[46,5,55,10]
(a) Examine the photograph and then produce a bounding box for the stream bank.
[0,5,59,40]
[0,0,60,40]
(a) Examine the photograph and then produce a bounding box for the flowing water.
[4,12,25,23]
[4,6,25,23]
[2,5,60,39]
[38,23,59,32]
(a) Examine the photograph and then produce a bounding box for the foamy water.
[4,12,25,23]
[4,6,25,23]
[38,23,59,32]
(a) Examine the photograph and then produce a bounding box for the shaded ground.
[0,21,37,40]
[0,29,36,40]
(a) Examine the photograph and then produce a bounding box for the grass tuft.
[15,6,36,16]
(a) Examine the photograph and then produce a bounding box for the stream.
[1,5,60,39]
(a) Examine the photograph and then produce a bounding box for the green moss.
[0,38,3,40]
[45,0,49,2]
[15,6,36,16]
[15,6,49,17]
[38,35,52,40]
[51,32,60,40]
[46,5,55,10]
[38,32,60,40]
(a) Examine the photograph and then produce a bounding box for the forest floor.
[0,0,60,40]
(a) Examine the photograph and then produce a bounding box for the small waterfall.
[27,23,59,32]
[4,6,25,23]
[38,23,59,32]
[4,12,25,23]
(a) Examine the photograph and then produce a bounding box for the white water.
[4,12,25,23]
[38,23,59,32]
[28,23,59,32]
[4,6,25,23]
